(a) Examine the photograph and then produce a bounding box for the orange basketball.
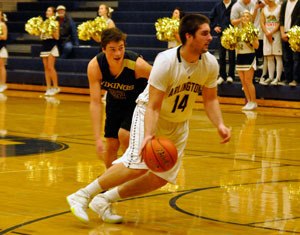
[142,137,178,172]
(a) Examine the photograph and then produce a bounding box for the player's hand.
[95,138,105,155]
[139,135,154,159]
[217,124,231,144]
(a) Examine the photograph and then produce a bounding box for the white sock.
[267,56,275,80]
[83,179,103,197]
[103,187,121,202]
[275,55,283,81]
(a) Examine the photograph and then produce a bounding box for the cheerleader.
[0,10,8,93]
[92,4,115,43]
[236,10,259,111]
[168,7,184,48]
[259,0,283,85]
[40,7,60,96]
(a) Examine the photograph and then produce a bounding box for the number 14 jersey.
[137,46,219,123]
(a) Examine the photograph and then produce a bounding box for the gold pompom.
[221,25,240,50]
[155,17,179,42]
[287,26,300,52]
[25,16,43,36]
[41,16,59,37]
[240,22,259,44]
[77,16,108,41]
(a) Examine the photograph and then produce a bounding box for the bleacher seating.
[5,0,300,101]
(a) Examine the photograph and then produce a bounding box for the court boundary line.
[170,179,300,234]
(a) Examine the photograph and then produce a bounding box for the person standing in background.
[168,7,185,48]
[56,5,79,59]
[259,0,283,85]
[0,10,8,93]
[40,7,60,96]
[92,3,116,43]
[210,0,236,85]
[236,10,259,111]
[279,0,300,86]
[252,0,267,81]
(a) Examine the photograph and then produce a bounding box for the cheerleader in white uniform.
[40,7,60,96]
[0,10,8,92]
[236,10,259,111]
[260,0,283,85]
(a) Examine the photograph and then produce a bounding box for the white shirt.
[137,46,218,122]
[284,0,298,31]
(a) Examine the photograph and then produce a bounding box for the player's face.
[103,41,125,64]
[189,23,212,54]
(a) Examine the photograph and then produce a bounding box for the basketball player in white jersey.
[67,14,231,224]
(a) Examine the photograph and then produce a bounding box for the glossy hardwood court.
[1,90,300,235]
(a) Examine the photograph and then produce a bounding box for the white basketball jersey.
[137,46,218,123]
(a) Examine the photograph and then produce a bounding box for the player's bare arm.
[134,57,152,80]
[87,57,105,152]
[202,86,231,143]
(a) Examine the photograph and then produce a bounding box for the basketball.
[142,137,178,172]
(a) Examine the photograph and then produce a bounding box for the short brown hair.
[101,28,127,49]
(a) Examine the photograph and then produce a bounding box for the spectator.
[168,7,185,48]
[279,0,300,86]
[231,0,256,27]
[56,5,79,59]
[259,0,283,85]
[252,1,265,64]
[236,10,259,110]
[210,0,237,85]
[40,7,60,96]
[0,10,8,93]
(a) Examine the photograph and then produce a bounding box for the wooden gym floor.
[1,90,300,235]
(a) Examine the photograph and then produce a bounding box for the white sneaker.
[260,78,272,85]
[0,84,7,92]
[45,88,55,96]
[89,194,123,224]
[66,189,91,223]
[217,77,225,85]
[242,102,257,111]
[52,87,61,95]
[270,78,279,85]
[288,80,297,87]
[226,76,233,83]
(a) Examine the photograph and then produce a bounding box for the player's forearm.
[144,107,159,138]
[203,98,225,129]
[90,101,102,140]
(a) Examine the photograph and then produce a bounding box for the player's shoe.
[66,189,91,223]
[89,194,123,224]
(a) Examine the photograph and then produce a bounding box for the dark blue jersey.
[96,50,147,105]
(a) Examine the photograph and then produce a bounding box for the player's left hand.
[218,124,231,144]
[139,135,154,159]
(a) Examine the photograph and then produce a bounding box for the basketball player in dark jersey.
[87,28,152,168]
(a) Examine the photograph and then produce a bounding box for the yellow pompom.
[77,16,108,41]
[240,22,259,44]
[155,17,179,42]
[221,25,240,50]
[25,16,43,36]
[287,26,300,52]
[41,16,59,37]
